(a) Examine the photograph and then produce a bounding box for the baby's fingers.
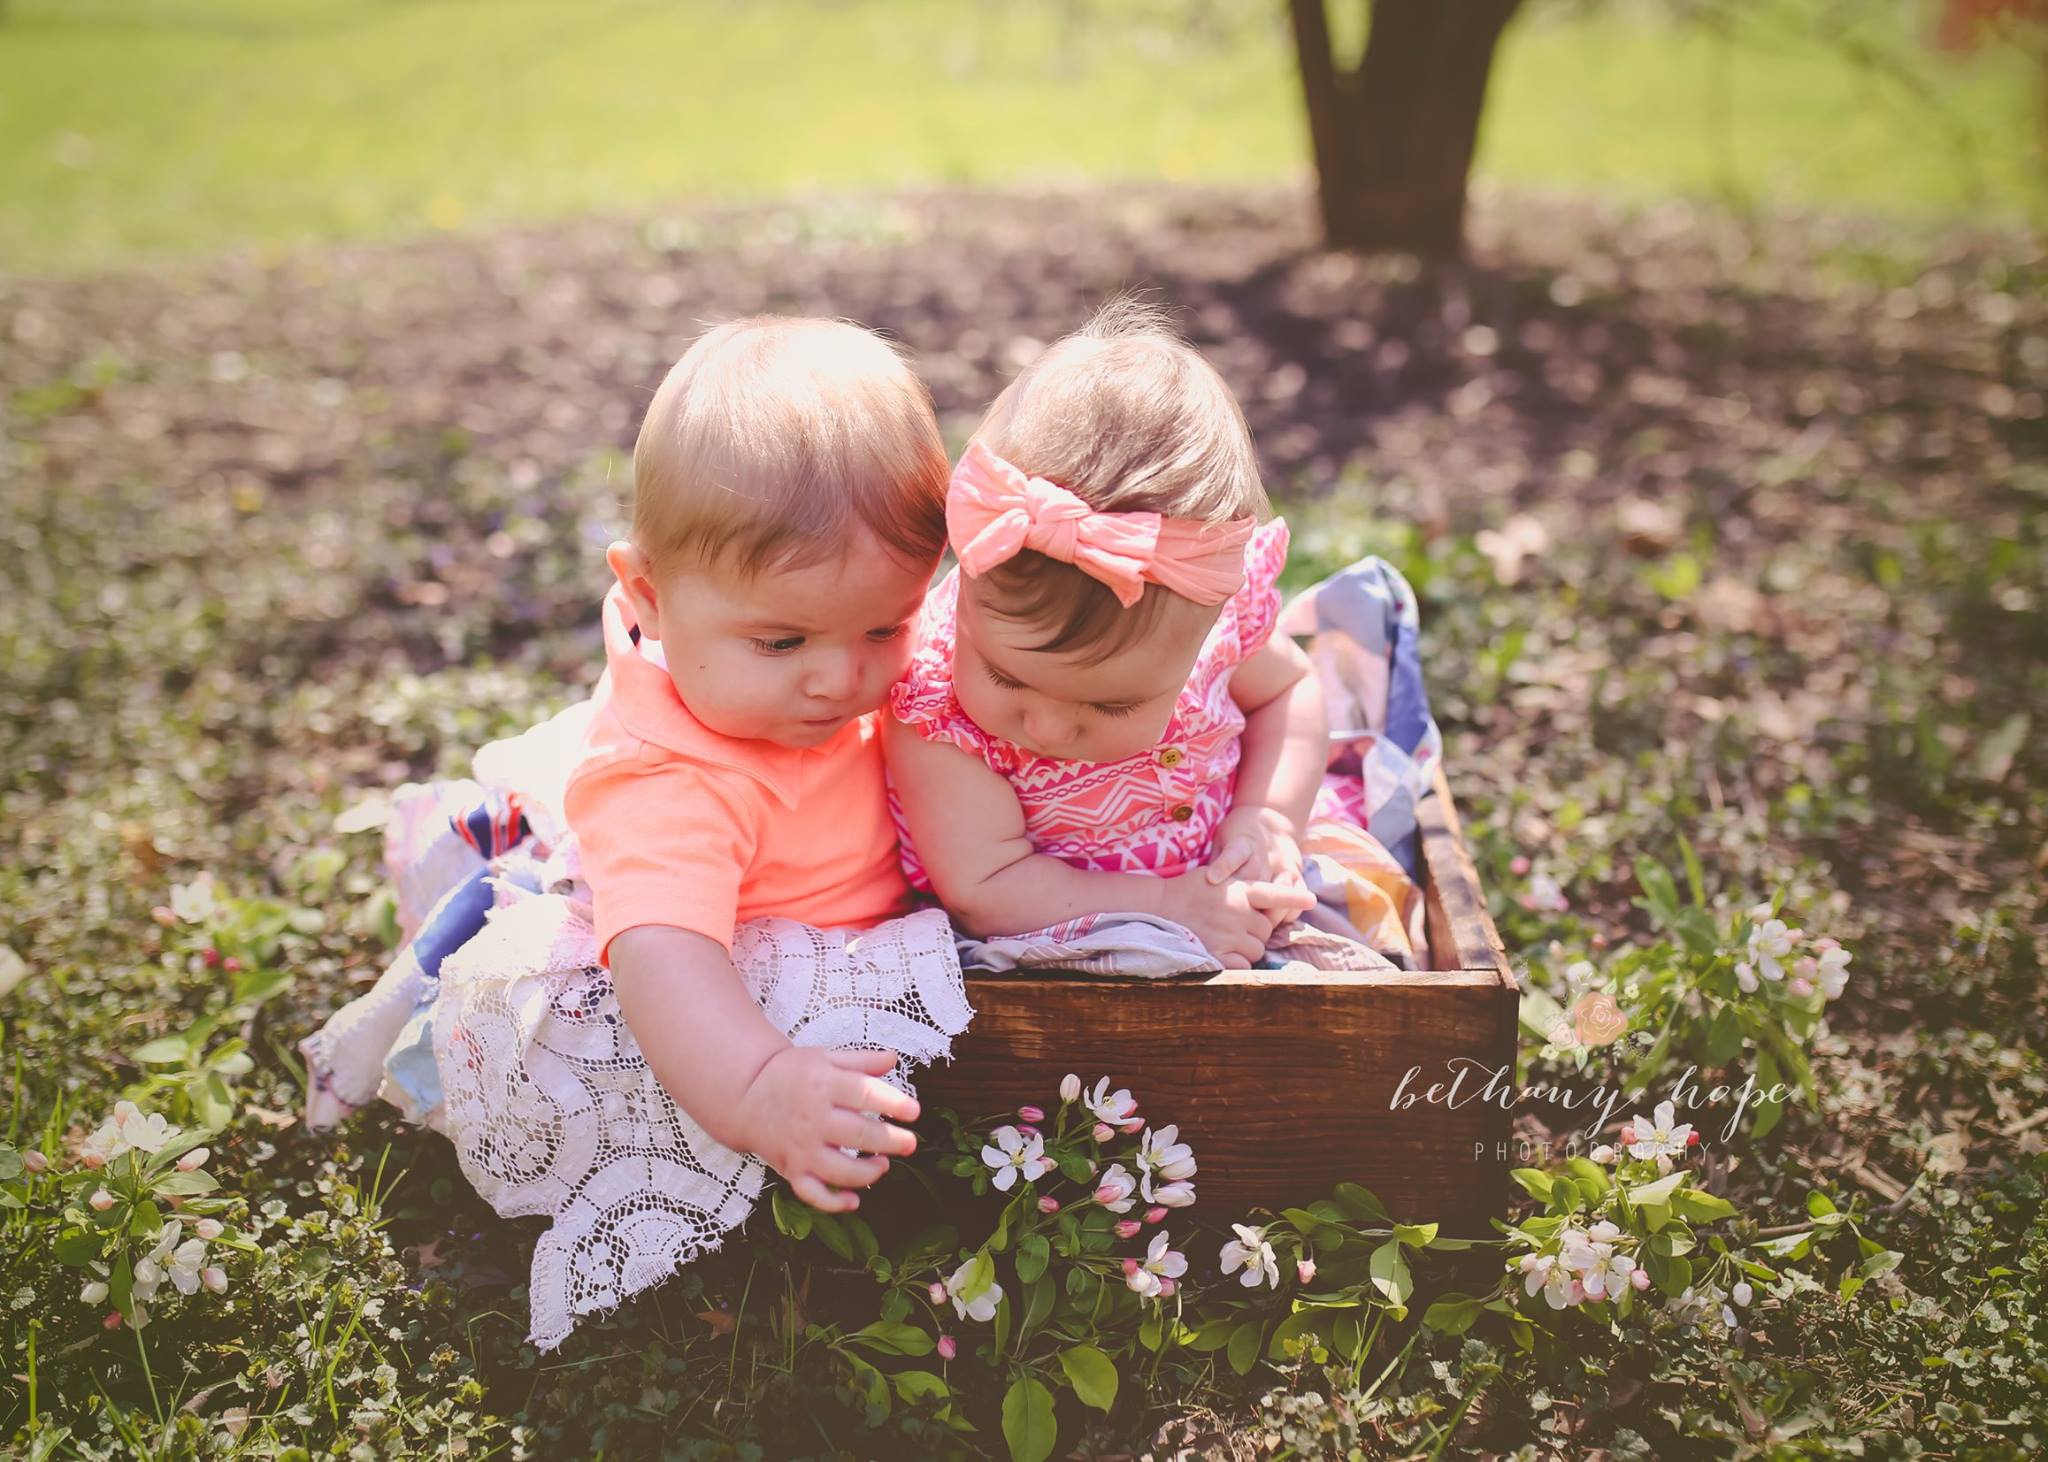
[814,1147,891,1192]
[1205,836,1254,885]
[1243,878,1316,914]
[787,1173,859,1213]
[835,1069,921,1127]
[827,1109,918,1158]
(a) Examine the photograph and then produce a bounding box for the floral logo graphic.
[1572,992,1629,1046]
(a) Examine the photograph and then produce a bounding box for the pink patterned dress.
[888,519,1293,890]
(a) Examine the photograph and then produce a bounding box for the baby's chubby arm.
[882,715,1311,967]
[1210,633,1325,899]
[608,925,919,1213]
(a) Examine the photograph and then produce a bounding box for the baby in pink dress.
[884,301,1327,967]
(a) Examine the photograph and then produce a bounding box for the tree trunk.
[1288,0,1524,257]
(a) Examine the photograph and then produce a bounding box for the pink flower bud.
[1656,1154,1674,1175]
[1016,1124,1040,1139]
[89,1188,115,1212]
[1156,1277,1177,1297]
[1618,1126,1635,1146]
[22,1150,48,1174]
[1787,976,1814,998]
[1297,1258,1317,1285]
[223,958,242,974]
[79,1150,104,1170]
[1115,1219,1143,1239]
[177,1147,210,1172]
[1630,1266,1651,1291]
[1686,1131,1700,1147]
[936,1334,957,1360]
[195,1218,224,1240]
[1120,1117,1144,1134]
[1589,1145,1615,1164]
[104,1310,124,1330]
[1017,1105,1045,1124]
[201,1266,228,1294]
[1144,1206,1167,1225]
[1121,1257,1141,1279]
[151,906,178,928]
[1567,1278,1586,1305]
[1092,1123,1114,1143]
[1059,1074,1082,1102]
[927,1281,948,1304]
[202,947,223,970]
[1037,1196,1060,1214]
[1511,855,1531,875]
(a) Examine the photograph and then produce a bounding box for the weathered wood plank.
[920,775,1517,1232]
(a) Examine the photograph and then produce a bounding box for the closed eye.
[983,664,1026,691]
[1091,701,1143,719]
[751,636,804,655]
[867,624,909,642]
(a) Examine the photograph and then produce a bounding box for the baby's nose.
[1022,707,1079,749]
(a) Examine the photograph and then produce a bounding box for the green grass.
[0,0,2039,273]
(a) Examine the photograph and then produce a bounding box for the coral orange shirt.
[564,584,913,964]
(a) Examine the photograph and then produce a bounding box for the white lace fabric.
[432,890,972,1351]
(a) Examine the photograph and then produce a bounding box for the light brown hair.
[970,298,1267,660]
[632,316,949,576]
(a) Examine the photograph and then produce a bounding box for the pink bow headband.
[946,439,1254,608]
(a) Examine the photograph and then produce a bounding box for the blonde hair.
[969,297,1267,659]
[632,316,949,576]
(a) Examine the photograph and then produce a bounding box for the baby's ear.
[606,541,663,639]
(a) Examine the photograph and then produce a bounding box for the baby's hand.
[1162,867,1316,969]
[729,1046,920,1213]
[1205,805,1309,920]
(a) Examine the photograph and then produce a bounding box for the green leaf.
[130,1035,195,1065]
[770,1187,813,1240]
[154,1170,218,1196]
[1016,1233,1050,1285]
[848,1320,934,1357]
[1001,1376,1056,1462]
[1184,1318,1235,1352]
[1677,833,1706,906]
[1806,1190,1839,1219]
[53,1230,103,1266]
[892,1369,949,1405]
[810,1212,857,1263]
[1368,1239,1412,1309]
[1423,1292,1483,1335]
[1565,1156,1610,1196]
[1633,855,1681,928]
[1669,1187,1738,1223]
[1019,1272,1055,1343]
[1333,1182,1389,1225]
[1392,1221,1438,1250]
[1057,1150,1093,1184]
[1226,1320,1264,1376]
[1626,1170,1686,1210]
[1058,1345,1118,1413]
[1510,1168,1554,1202]
[1704,1005,1746,1064]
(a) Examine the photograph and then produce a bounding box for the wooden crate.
[917,766,1519,1235]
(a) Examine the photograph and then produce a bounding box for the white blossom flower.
[1563,1231,1635,1301]
[1135,1124,1196,1186]
[89,1188,115,1212]
[168,873,218,924]
[1519,1252,1579,1309]
[194,1218,224,1240]
[1059,1073,1082,1103]
[944,1257,1002,1324]
[979,1125,1051,1192]
[1732,1280,1753,1306]
[80,1279,108,1306]
[1092,1163,1138,1214]
[1625,1100,1693,1160]
[1124,1260,1161,1297]
[1734,961,1760,994]
[1082,1078,1138,1126]
[1147,1179,1196,1208]
[1589,1144,1616,1165]
[1296,1257,1317,1285]
[1143,1230,1187,1282]
[1746,918,1794,982]
[201,1266,228,1294]
[177,1147,210,1172]
[1220,1224,1280,1289]
[1814,941,1851,999]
